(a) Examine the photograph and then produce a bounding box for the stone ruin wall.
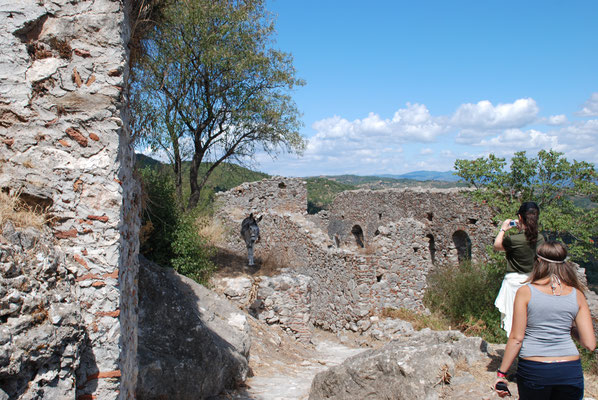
[214,178,497,338]
[328,188,496,266]
[0,0,139,398]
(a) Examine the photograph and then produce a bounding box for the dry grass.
[380,307,451,331]
[0,191,47,231]
[196,216,225,247]
[256,247,291,276]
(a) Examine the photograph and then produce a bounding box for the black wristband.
[497,369,507,376]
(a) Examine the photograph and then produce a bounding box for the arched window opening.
[452,230,472,263]
[278,182,286,189]
[426,212,433,221]
[426,234,436,264]
[351,225,365,248]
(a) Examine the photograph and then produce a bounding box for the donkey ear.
[249,212,254,219]
[256,214,263,222]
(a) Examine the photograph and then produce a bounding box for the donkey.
[240,213,262,266]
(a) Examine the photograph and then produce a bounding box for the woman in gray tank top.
[494,241,595,399]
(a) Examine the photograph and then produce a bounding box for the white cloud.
[452,98,540,144]
[577,93,598,117]
[311,103,446,147]
[546,114,568,125]
[420,148,434,155]
[477,129,561,151]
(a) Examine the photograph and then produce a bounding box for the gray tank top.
[519,283,579,358]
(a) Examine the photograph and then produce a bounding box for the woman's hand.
[494,219,515,251]
[494,378,511,397]
[501,219,516,231]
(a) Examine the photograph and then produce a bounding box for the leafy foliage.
[171,212,215,284]
[139,166,214,283]
[131,0,305,210]
[424,260,507,343]
[139,167,180,267]
[455,150,598,263]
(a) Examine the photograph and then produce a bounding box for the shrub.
[139,167,180,267]
[171,212,215,285]
[139,167,215,284]
[424,259,507,343]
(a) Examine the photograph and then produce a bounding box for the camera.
[509,220,518,227]
[495,381,511,396]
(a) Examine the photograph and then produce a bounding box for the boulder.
[136,257,250,400]
[309,330,488,400]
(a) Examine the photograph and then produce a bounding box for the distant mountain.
[379,171,461,182]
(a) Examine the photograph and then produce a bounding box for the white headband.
[537,254,565,264]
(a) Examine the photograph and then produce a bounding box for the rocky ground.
[210,264,598,400]
[217,321,598,399]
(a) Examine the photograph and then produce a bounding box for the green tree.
[131,0,305,210]
[455,150,598,262]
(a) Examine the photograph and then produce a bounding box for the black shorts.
[516,358,584,400]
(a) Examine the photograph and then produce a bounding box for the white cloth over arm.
[494,272,530,337]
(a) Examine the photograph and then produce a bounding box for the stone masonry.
[214,178,496,338]
[0,0,139,398]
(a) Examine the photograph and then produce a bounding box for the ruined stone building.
[214,178,496,340]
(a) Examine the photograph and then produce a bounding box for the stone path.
[219,339,366,400]
[218,328,368,400]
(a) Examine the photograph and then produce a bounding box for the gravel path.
[216,328,367,400]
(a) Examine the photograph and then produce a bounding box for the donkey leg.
[247,245,254,266]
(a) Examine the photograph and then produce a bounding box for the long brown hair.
[528,241,586,292]
[518,201,540,245]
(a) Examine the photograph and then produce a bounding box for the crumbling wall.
[0,0,139,398]
[215,179,497,337]
[328,188,495,265]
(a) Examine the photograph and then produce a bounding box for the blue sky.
[250,0,598,177]
[140,1,598,177]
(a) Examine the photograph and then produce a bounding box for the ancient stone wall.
[0,0,139,398]
[214,179,497,337]
[328,188,495,265]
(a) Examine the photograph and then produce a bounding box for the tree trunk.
[187,152,202,210]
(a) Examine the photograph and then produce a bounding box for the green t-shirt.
[503,232,545,273]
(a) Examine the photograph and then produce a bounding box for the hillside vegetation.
[323,174,467,190]
[304,177,356,213]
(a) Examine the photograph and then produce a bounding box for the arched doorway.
[351,225,365,248]
[426,234,436,264]
[452,230,471,263]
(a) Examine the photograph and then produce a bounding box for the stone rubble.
[0,222,84,400]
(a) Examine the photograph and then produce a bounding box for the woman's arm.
[494,285,530,397]
[493,219,514,252]
[499,285,530,371]
[574,291,596,351]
